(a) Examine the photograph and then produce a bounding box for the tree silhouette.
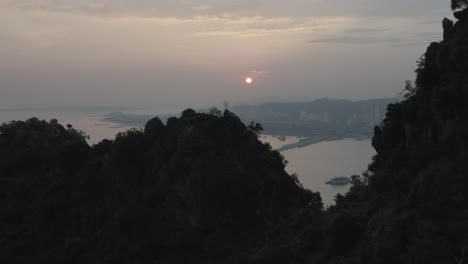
[247,121,263,135]
[452,0,468,10]
[207,107,222,117]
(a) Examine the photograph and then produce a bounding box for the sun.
[245,77,253,84]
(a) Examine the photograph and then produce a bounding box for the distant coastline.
[102,111,374,151]
[100,98,394,150]
[275,134,369,152]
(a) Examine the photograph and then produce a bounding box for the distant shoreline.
[101,111,374,151]
[274,134,370,152]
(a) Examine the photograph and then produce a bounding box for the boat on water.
[326,176,351,186]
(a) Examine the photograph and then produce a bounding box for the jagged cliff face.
[0,110,319,263]
[373,9,468,152]
[371,9,468,175]
[343,8,468,264]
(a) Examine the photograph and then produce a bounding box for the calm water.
[280,139,374,206]
[260,135,374,206]
[0,110,375,206]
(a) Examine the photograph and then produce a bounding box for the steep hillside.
[320,6,468,264]
[0,110,320,263]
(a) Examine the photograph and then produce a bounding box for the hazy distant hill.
[231,98,397,137]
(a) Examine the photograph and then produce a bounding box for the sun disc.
[245,77,253,84]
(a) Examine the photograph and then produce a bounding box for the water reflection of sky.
[284,139,374,207]
[260,135,375,206]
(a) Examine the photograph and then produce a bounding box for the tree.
[181,108,196,117]
[207,107,222,117]
[247,121,263,135]
[401,80,416,99]
[452,0,468,10]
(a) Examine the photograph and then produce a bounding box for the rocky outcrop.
[443,17,454,40]
[371,125,383,154]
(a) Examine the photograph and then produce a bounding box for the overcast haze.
[0,0,451,107]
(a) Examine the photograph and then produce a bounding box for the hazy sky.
[0,0,453,107]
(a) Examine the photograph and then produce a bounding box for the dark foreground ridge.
[2,3,468,264]
[0,109,320,263]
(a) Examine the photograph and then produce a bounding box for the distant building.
[299,111,330,122]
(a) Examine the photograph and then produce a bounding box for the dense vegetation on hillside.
[0,110,321,263]
[320,6,468,263]
[1,3,468,264]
